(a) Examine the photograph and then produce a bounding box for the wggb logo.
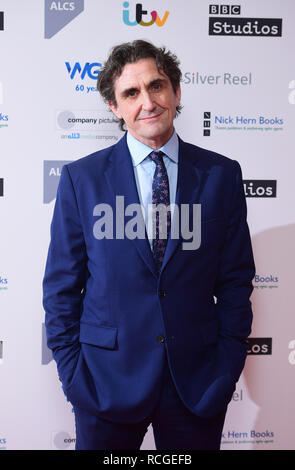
[122,2,169,27]
[65,62,102,94]
[65,62,102,80]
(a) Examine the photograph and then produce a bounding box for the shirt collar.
[127,130,179,167]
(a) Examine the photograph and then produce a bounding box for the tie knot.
[149,151,165,166]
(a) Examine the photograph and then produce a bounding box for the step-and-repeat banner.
[0,0,294,450]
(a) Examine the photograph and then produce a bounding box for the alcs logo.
[50,1,75,10]
[65,62,102,80]
[123,2,169,27]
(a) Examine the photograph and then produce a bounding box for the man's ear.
[108,101,122,119]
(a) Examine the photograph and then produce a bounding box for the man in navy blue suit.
[43,40,255,450]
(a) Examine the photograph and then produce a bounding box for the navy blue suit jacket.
[43,134,255,422]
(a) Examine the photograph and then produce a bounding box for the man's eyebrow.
[148,78,168,87]
[120,78,168,98]
[120,86,138,98]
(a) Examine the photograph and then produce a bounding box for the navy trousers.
[74,354,226,450]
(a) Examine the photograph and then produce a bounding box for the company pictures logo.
[45,1,84,38]
[52,432,76,450]
[123,2,169,27]
[56,109,121,143]
[209,4,282,37]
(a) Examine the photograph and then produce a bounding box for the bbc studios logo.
[247,338,272,355]
[243,180,277,198]
[208,4,282,37]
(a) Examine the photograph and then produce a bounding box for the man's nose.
[141,90,155,111]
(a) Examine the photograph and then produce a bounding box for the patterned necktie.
[149,151,171,274]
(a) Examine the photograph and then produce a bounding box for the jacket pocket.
[79,321,118,349]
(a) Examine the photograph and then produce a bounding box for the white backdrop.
[0,0,294,450]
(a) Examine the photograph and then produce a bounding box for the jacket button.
[157,334,165,343]
[158,290,166,298]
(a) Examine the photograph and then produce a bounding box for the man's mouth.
[138,110,165,122]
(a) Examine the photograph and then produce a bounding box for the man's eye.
[127,90,138,97]
[152,83,161,90]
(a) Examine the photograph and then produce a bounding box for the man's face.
[109,58,181,149]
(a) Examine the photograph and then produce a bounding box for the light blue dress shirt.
[127,130,179,249]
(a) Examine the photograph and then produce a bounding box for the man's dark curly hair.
[97,40,182,131]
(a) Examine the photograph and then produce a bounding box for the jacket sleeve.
[43,164,88,388]
[214,160,255,380]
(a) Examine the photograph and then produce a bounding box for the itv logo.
[123,2,169,27]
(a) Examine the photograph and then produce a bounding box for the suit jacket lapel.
[104,134,205,277]
[104,134,158,278]
[161,137,203,272]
